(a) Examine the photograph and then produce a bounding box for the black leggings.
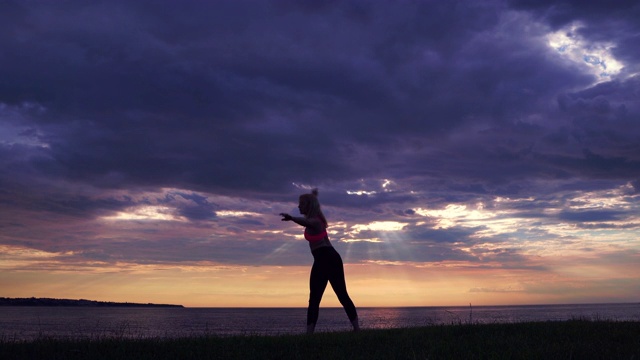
[307,246,358,325]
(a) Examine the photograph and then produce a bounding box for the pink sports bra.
[304,229,328,242]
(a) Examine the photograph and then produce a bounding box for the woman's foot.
[351,318,360,332]
[307,323,315,334]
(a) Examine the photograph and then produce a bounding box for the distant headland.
[0,297,184,308]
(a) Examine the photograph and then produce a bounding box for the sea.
[1,303,639,341]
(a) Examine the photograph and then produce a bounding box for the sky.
[1,0,639,308]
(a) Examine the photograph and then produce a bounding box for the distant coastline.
[0,297,184,308]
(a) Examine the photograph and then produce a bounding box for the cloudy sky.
[1,0,639,307]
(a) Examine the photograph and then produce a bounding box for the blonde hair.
[299,188,328,227]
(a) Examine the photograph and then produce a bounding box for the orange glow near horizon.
[2,249,638,307]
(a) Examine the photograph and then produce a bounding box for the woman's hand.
[280,213,293,221]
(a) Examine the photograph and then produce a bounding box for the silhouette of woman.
[280,189,359,334]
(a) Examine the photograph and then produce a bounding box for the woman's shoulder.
[306,216,326,230]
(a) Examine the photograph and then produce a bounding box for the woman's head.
[298,189,327,226]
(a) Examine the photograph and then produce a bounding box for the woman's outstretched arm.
[280,213,322,230]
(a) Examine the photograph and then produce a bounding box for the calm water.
[1,303,639,341]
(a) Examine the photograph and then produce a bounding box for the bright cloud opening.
[347,190,377,196]
[102,206,187,222]
[216,210,261,217]
[351,221,408,232]
[547,22,624,80]
[414,204,496,229]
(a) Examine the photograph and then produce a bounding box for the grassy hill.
[2,320,639,359]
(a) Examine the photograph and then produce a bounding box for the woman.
[280,189,359,334]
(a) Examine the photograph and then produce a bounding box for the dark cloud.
[0,181,134,219]
[2,1,635,196]
[406,225,480,244]
[576,222,640,230]
[159,192,217,221]
[557,209,628,222]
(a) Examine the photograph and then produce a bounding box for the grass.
[1,320,639,359]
